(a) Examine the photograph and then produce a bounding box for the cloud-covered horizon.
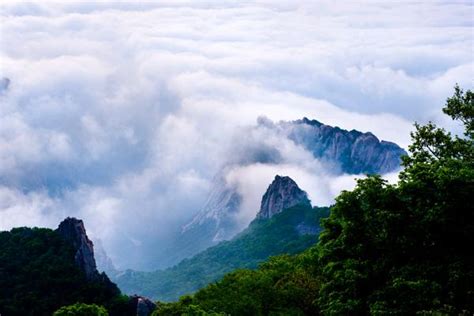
[1,1,472,269]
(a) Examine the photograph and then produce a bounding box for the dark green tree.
[317,85,474,315]
[53,303,108,316]
[157,86,473,316]
[0,227,131,316]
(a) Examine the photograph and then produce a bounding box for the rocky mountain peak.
[172,118,406,268]
[56,217,98,280]
[289,118,407,174]
[257,175,311,219]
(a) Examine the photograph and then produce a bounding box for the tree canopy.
[154,85,473,315]
[53,303,109,316]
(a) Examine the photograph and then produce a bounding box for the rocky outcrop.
[182,174,242,242]
[129,295,156,316]
[169,117,406,268]
[257,175,311,219]
[284,117,407,174]
[56,217,98,280]
[56,218,155,313]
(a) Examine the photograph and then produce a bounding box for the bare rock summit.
[257,175,311,219]
[56,217,98,280]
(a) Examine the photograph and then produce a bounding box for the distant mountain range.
[112,175,329,301]
[150,117,406,269]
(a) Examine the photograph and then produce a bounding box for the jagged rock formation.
[112,202,329,302]
[163,117,407,268]
[0,219,129,315]
[182,175,242,242]
[56,218,156,315]
[257,175,311,219]
[56,217,98,280]
[146,174,244,269]
[284,117,406,174]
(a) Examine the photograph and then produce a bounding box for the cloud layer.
[0,1,472,269]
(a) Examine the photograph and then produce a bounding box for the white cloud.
[0,1,472,269]
[0,186,60,230]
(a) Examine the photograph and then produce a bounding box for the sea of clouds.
[0,1,472,269]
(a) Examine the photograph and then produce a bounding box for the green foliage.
[194,251,322,316]
[0,227,127,316]
[53,303,109,316]
[153,295,226,316]
[317,85,474,315]
[2,86,472,316]
[156,86,473,316]
[156,251,321,316]
[117,205,329,301]
[443,84,474,138]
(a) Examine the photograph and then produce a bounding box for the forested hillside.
[0,226,133,316]
[115,204,329,301]
[153,86,474,315]
[1,86,471,316]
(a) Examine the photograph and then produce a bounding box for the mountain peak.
[56,217,98,280]
[257,175,311,219]
[300,117,322,127]
[290,117,406,174]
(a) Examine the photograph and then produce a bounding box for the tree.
[53,303,108,316]
[0,227,126,316]
[148,86,473,315]
[318,85,474,315]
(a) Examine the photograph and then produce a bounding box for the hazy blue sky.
[0,1,472,269]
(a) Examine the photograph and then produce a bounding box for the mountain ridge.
[112,175,328,301]
[113,203,329,301]
[164,117,407,269]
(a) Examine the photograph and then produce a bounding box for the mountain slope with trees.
[0,219,143,316]
[115,204,329,302]
[153,86,474,315]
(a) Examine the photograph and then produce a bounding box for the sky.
[0,1,472,269]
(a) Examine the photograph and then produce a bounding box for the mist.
[0,1,472,270]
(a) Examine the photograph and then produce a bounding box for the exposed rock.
[285,117,407,174]
[56,217,98,280]
[182,174,242,241]
[257,175,311,219]
[129,295,156,316]
[168,117,406,268]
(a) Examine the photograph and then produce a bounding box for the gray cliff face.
[285,118,407,174]
[257,175,311,219]
[157,174,244,267]
[182,175,242,242]
[169,117,406,268]
[56,217,98,280]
